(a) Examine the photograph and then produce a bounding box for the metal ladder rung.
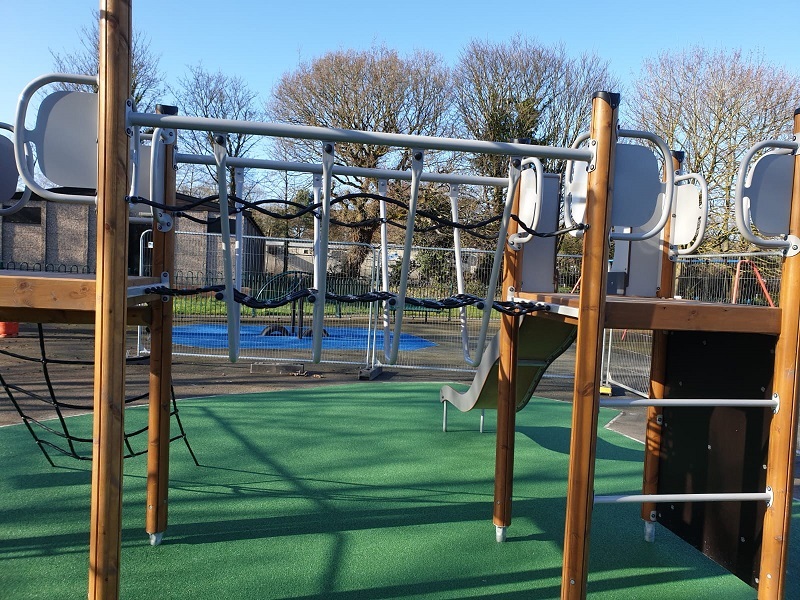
[594,490,773,505]
[599,397,779,411]
[518,359,548,368]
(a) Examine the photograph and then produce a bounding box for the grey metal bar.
[594,492,772,504]
[131,112,594,162]
[599,398,779,409]
[175,152,509,188]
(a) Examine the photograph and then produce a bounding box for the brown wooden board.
[657,330,776,588]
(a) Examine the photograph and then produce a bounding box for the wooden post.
[758,108,800,599]
[561,92,618,599]
[89,1,131,599]
[145,106,177,544]
[493,155,523,542]
[641,151,683,533]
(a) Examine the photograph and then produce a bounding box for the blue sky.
[1,0,799,124]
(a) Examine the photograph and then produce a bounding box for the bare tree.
[453,36,616,254]
[629,47,800,251]
[170,64,266,201]
[50,10,163,112]
[268,46,453,274]
[454,37,616,177]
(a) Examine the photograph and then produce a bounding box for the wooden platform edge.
[516,292,781,334]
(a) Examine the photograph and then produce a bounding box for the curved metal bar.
[212,135,240,363]
[448,184,472,361]
[311,143,335,363]
[384,150,425,365]
[507,156,544,249]
[563,132,592,230]
[14,73,98,205]
[0,122,34,215]
[673,172,709,256]
[377,179,392,358]
[612,129,675,241]
[464,160,522,369]
[734,139,800,250]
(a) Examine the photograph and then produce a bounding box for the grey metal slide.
[440,317,577,414]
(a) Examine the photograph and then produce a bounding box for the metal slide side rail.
[733,138,800,252]
[13,73,98,205]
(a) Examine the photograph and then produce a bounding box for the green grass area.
[2,383,797,599]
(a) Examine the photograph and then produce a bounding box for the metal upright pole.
[561,92,618,599]
[89,1,131,598]
[758,107,800,599]
[146,105,177,546]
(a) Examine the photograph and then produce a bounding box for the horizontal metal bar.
[594,492,772,504]
[175,152,512,187]
[131,112,594,161]
[599,398,779,409]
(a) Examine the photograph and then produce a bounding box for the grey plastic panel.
[0,135,17,201]
[520,174,560,293]
[568,143,663,232]
[746,152,793,237]
[611,143,662,228]
[672,184,703,246]
[29,90,98,188]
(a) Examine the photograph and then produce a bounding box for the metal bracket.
[587,138,598,173]
[772,392,780,414]
[125,98,134,137]
[154,209,173,232]
[783,235,800,257]
[127,271,169,299]
[766,486,773,507]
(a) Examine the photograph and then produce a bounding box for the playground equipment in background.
[1,9,798,597]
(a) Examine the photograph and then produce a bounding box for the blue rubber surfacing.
[172,324,436,351]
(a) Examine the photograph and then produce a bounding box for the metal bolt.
[414,151,423,161]
[324,143,333,154]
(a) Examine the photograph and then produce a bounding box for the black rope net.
[0,324,198,467]
[128,191,587,241]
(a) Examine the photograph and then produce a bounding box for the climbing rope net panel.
[0,324,197,466]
